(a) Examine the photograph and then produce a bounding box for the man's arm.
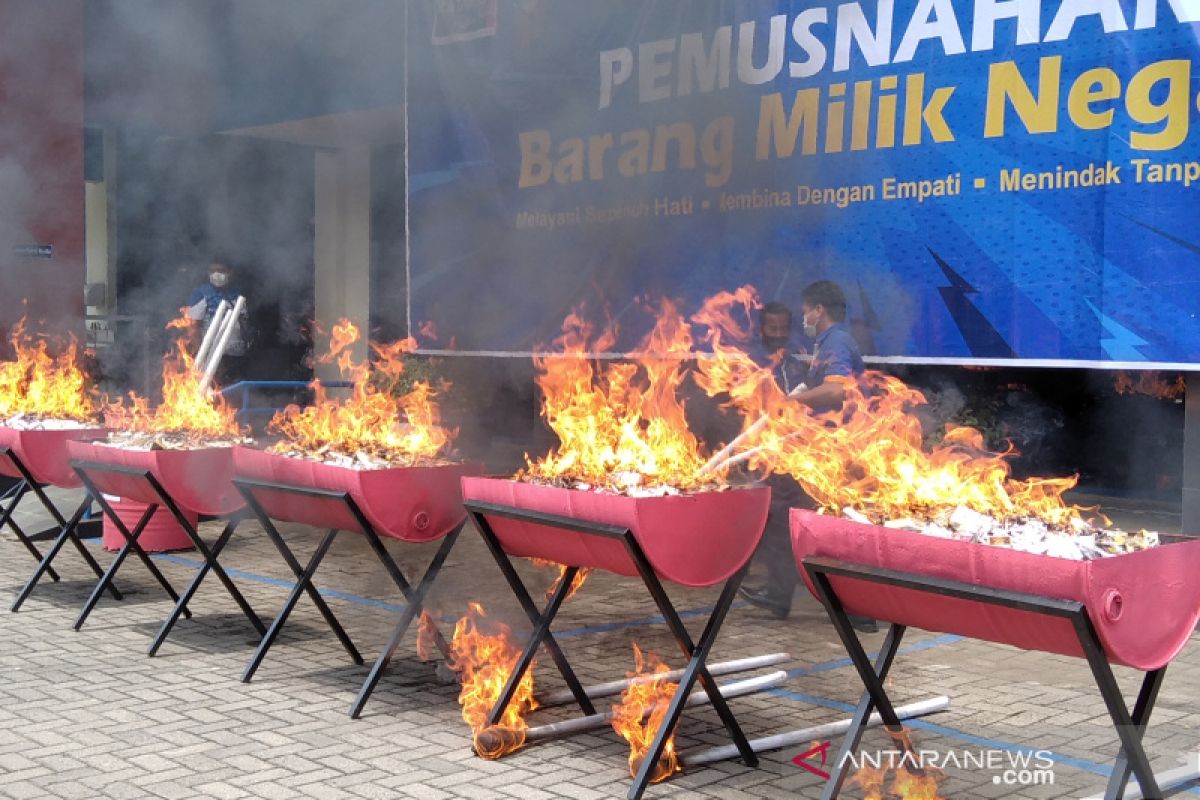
[793,377,847,409]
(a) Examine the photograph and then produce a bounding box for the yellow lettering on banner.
[903,73,955,145]
[618,129,651,178]
[651,123,696,173]
[518,130,553,188]
[756,89,820,159]
[1126,59,1190,151]
[1068,67,1121,130]
[588,133,614,180]
[985,56,1062,138]
[553,137,585,184]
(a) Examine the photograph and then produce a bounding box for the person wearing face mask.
[753,301,807,393]
[185,259,250,385]
[739,280,873,630]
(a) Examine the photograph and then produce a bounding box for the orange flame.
[0,319,98,422]
[416,610,439,662]
[692,289,1095,529]
[1114,371,1185,400]
[521,299,722,493]
[101,316,241,438]
[268,320,453,464]
[610,644,681,784]
[529,558,591,601]
[448,602,537,758]
[849,728,947,799]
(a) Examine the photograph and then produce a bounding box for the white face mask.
[803,311,818,339]
[209,272,228,288]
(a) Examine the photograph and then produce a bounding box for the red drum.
[66,440,244,517]
[0,426,105,488]
[232,446,479,542]
[461,477,770,588]
[791,508,1200,671]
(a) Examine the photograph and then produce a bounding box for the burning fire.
[521,299,722,493]
[529,558,591,601]
[610,644,681,784]
[416,610,439,661]
[268,320,453,465]
[0,319,98,422]
[692,288,1094,530]
[848,728,946,799]
[448,602,537,758]
[1114,371,1185,400]
[102,316,241,441]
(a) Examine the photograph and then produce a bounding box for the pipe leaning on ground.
[679,695,951,766]
[474,670,788,752]
[199,295,245,393]
[193,299,229,374]
[535,652,791,707]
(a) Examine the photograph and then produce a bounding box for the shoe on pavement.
[847,614,879,633]
[738,586,790,620]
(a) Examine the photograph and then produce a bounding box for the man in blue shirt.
[186,259,249,385]
[740,281,874,631]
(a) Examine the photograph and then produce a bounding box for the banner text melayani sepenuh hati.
[516,0,1200,190]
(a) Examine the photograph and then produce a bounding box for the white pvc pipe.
[199,295,244,393]
[535,652,791,707]
[475,670,789,751]
[679,695,951,766]
[194,299,229,374]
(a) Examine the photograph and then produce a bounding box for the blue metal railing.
[219,380,354,422]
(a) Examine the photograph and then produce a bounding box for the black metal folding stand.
[463,500,759,800]
[5,447,116,612]
[70,460,265,652]
[802,555,1199,800]
[233,477,462,718]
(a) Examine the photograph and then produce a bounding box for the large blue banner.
[407,0,1200,366]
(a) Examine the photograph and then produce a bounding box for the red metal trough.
[232,446,478,541]
[0,426,105,488]
[65,440,244,517]
[461,477,770,587]
[791,509,1200,671]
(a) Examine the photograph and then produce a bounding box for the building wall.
[0,0,85,342]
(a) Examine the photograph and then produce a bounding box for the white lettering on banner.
[596,0,1200,109]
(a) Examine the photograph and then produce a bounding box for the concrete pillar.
[1183,382,1200,537]
[313,145,371,384]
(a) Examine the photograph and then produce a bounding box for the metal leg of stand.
[73,501,158,630]
[628,534,758,773]
[818,624,907,800]
[1102,669,1166,800]
[11,497,106,611]
[72,474,191,631]
[0,481,60,581]
[147,512,265,657]
[626,568,753,800]
[349,522,463,719]
[470,510,597,722]
[241,520,361,682]
[1070,613,1163,800]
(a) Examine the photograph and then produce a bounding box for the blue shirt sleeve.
[186,286,207,307]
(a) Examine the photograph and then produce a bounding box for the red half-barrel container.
[232,446,479,541]
[461,477,771,588]
[101,497,196,552]
[0,425,106,488]
[791,508,1200,671]
[65,440,244,517]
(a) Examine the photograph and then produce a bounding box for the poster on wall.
[407,0,1200,366]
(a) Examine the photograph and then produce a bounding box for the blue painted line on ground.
[768,688,1200,794]
[786,633,962,678]
[112,543,1200,794]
